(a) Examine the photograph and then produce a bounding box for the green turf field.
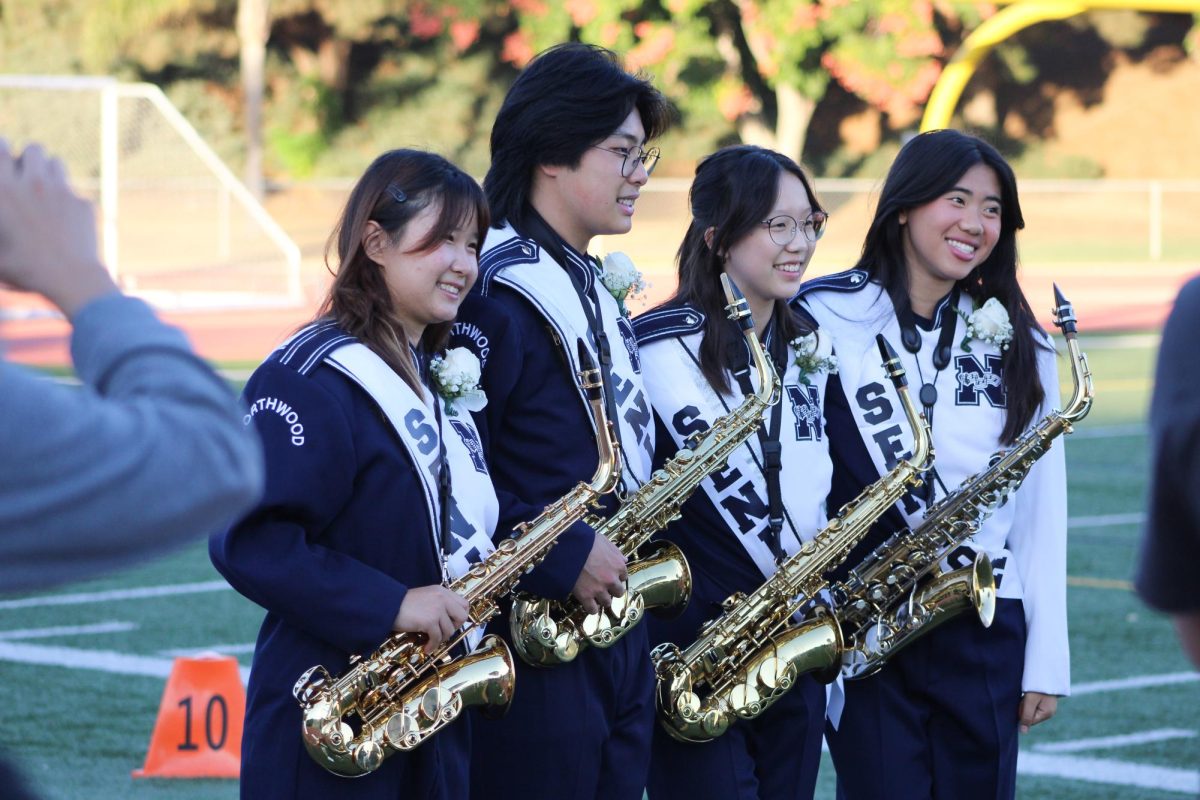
[1,333,1196,799]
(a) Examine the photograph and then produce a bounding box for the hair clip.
[386,185,407,204]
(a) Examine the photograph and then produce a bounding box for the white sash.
[639,331,832,580]
[324,343,498,585]
[805,286,1024,599]
[486,225,654,493]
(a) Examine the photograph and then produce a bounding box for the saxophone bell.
[835,288,1092,679]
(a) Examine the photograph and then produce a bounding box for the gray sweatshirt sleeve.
[0,293,265,593]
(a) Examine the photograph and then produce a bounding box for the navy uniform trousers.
[469,603,656,800]
[647,673,825,800]
[645,558,826,800]
[827,599,1027,800]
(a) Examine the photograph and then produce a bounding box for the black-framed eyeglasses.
[762,211,828,246]
[592,144,661,177]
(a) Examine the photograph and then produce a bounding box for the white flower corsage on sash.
[791,330,838,385]
[430,347,487,416]
[599,251,647,317]
[958,297,1014,352]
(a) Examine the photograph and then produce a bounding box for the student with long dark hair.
[799,129,1067,799]
[633,144,832,800]
[450,43,673,800]
[210,149,498,799]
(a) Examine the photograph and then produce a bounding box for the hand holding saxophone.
[572,533,629,614]
[508,274,778,667]
[392,585,472,654]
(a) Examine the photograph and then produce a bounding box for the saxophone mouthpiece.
[877,334,908,389]
[1052,284,1078,337]
[721,273,755,331]
[577,339,603,399]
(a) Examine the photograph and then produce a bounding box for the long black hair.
[319,149,489,395]
[666,145,824,395]
[858,129,1045,443]
[484,42,674,230]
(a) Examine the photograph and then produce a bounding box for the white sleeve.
[1006,339,1070,696]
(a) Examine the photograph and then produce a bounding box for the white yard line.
[160,642,256,657]
[1034,728,1197,753]
[1070,424,1146,440]
[1068,512,1146,528]
[0,621,136,640]
[0,640,250,684]
[1018,752,1199,795]
[0,579,230,610]
[1074,671,1200,695]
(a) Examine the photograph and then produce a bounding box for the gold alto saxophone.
[509,274,782,666]
[652,335,934,743]
[292,341,621,777]
[832,285,1093,680]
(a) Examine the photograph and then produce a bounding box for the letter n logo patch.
[954,354,1006,408]
[786,384,822,441]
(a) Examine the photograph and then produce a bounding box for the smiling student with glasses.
[632,144,833,800]
[591,143,661,177]
[450,42,673,800]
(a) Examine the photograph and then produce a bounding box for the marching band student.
[633,145,831,800]
[450,43,673,800]
[799,129,1067,800]
[210,149,498,799]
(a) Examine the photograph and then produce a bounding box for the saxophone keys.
[727,683,762,715]
[419,685,454,722]
[384,711,421,749]
[674,689,702,721]
[352,739,385,772]
[758,656,794,692]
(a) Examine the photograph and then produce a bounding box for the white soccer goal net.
[0,75,301,311]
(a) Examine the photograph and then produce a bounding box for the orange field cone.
[132,653,245,779]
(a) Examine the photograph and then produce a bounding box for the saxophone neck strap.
[517,209,630,493]
[729,321,788,563]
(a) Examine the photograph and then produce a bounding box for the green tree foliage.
[2,1,1195,182]
[504,0,988,163]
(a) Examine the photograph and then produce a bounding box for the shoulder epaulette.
[632,304,706,346]
[790,302,820,333]
[479,235,540,296]
[273,320,356,376]
[794,268,870,299]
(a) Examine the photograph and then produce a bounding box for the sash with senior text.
[639,331,832,580]
[324,343,498,585]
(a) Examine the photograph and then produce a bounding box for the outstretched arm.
[0,140,264,593]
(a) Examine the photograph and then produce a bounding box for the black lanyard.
[418,348,453,571]
[897,289,958,502]
[729,324,790,565]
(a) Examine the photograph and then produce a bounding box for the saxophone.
[509,274,781,666]
[293,341,621,777]
[832,285,1093,680]
[652,335,934,743]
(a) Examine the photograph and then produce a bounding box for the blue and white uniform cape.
[278,321,498,591]
[475,223,654,493]
[798,270,1069,698]
[634,303,833,579]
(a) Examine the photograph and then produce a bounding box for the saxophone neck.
[722,273,782,408]
[877,334,935,474]
[1051,284,1094,425]
[576,339,623,496]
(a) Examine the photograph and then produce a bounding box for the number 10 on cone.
[133,654,245,779]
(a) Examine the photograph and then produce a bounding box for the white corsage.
[959,297,1014,352]
[430,347,487,416]
[600,251,647,317]
[791,330,838,385]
